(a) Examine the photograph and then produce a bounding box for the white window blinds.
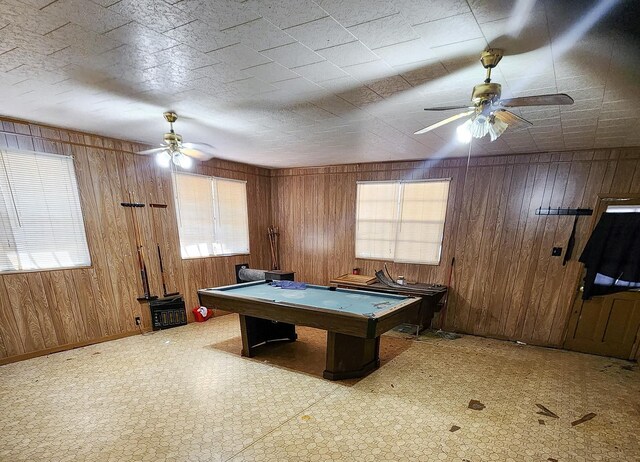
[0,149,91,272]
[173,172,250,258]
[354,182,400,261]
[213,178,250,255]
[355,179,450,265]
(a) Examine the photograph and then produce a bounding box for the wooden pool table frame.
[198,282,421,380]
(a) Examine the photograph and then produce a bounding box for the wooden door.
[564,292,640,358]
[563,194,640,359]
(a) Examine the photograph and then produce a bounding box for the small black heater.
[149,295,187,331]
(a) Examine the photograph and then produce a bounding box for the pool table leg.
[239,314,297,357]
[323,332,381,380]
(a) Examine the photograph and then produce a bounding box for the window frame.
[0,149,92,274]
[172,171,250,260]
[354,178,451,266]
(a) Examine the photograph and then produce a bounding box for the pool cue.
[273,226,278,270]
[122,192,157,301]
[274,226,280,270]
[268,226,276,269]
[268,226,280,270]
[157,244,178,297]
[149,203,179,297]
[438,257,455,329]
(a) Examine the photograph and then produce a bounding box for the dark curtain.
[579,212,640,299]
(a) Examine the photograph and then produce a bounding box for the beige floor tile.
[1,314,638,461]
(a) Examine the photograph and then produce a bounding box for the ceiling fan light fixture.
[456,120,473,144]
[178,152,193,169]
[470,114,490,138]
[156,150,172,167]
[488,115,508,141]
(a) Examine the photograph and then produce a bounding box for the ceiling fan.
[414,49,574,142]
[138,111,217,168]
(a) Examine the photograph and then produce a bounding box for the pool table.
[330,274,447,332]
[198,281,421,380]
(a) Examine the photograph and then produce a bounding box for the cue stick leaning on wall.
[121,192,157,301]
[149,202,179,297]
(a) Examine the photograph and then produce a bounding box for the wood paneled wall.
[0,117,272,364]
[1,114,639,365]
[271,148,640,351]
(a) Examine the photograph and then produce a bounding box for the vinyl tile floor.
[0,314,639,462]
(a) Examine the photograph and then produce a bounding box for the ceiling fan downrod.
[163,111,178,133]
[162,111,182,147]
[480,48,503,83]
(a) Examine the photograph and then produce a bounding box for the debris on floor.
[600,363,637,373]
[388,325,464,341]
[450,425,461,432]
[433,329,462,340]
[548,458,558,462]
[468,400,485,411]
[571,413,596,426]
[393,324,416,334]
[536,404,559,418]
[538,419,546,425]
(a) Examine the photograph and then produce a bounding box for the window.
[355,179,450,265]
[0,149,91,272]
[606,205,640,213]
[173,172,250,258]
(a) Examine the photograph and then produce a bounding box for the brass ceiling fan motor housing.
[163,131,182,145]
[471,82,502,106]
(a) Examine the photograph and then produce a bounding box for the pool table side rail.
[198,287,376,320]
[198,290,379,338]
[200,280,273,291]
[199,281,421,338]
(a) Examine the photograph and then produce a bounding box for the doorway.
[563,194,640,359]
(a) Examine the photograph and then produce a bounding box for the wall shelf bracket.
[535,207,593,216]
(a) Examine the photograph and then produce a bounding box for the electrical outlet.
[135,317,141,326]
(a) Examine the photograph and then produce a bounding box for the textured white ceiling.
[0,0,639,167]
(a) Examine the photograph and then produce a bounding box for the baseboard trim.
[2,313,235,366]
[0,329,150,366]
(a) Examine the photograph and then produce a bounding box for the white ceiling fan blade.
[414,110,475,135]
[182,142,216,151]
[181,148,216,162]
[137,147,168,155]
